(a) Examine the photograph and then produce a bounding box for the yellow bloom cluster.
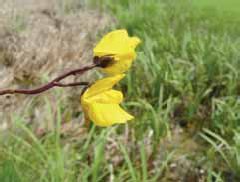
[81,29,141,127]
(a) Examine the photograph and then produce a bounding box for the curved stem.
[0,64,96,95]
[54,81,89,87]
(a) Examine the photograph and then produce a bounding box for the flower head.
[81,74,134,127]
[94,29,141,75]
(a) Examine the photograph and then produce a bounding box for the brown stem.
[0,64,97,95]
[54,81,89,87]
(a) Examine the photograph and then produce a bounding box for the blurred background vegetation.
[0,0,240,181]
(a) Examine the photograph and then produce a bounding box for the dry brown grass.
[0,0,112,132]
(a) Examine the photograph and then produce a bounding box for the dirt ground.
[0,0,111,132]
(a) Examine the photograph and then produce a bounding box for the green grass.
[193,0,240,14]
[1,0,240,181]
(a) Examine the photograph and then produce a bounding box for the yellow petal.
[85,90,123,104]
[82,74,125,99]
[101,58,134,75]
[129,37,141,49]
[94,29,132,56]
[93,29,141,75]
[87,103,134,127]
[80,74,134,127]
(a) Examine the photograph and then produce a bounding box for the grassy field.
[192,0,240,13]
[0,0,240,181]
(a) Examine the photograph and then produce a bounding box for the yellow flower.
[94,29,141,75]
[81,74,134,127]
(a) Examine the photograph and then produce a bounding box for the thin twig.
[0,64,97,95]
[54,81,89,87]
